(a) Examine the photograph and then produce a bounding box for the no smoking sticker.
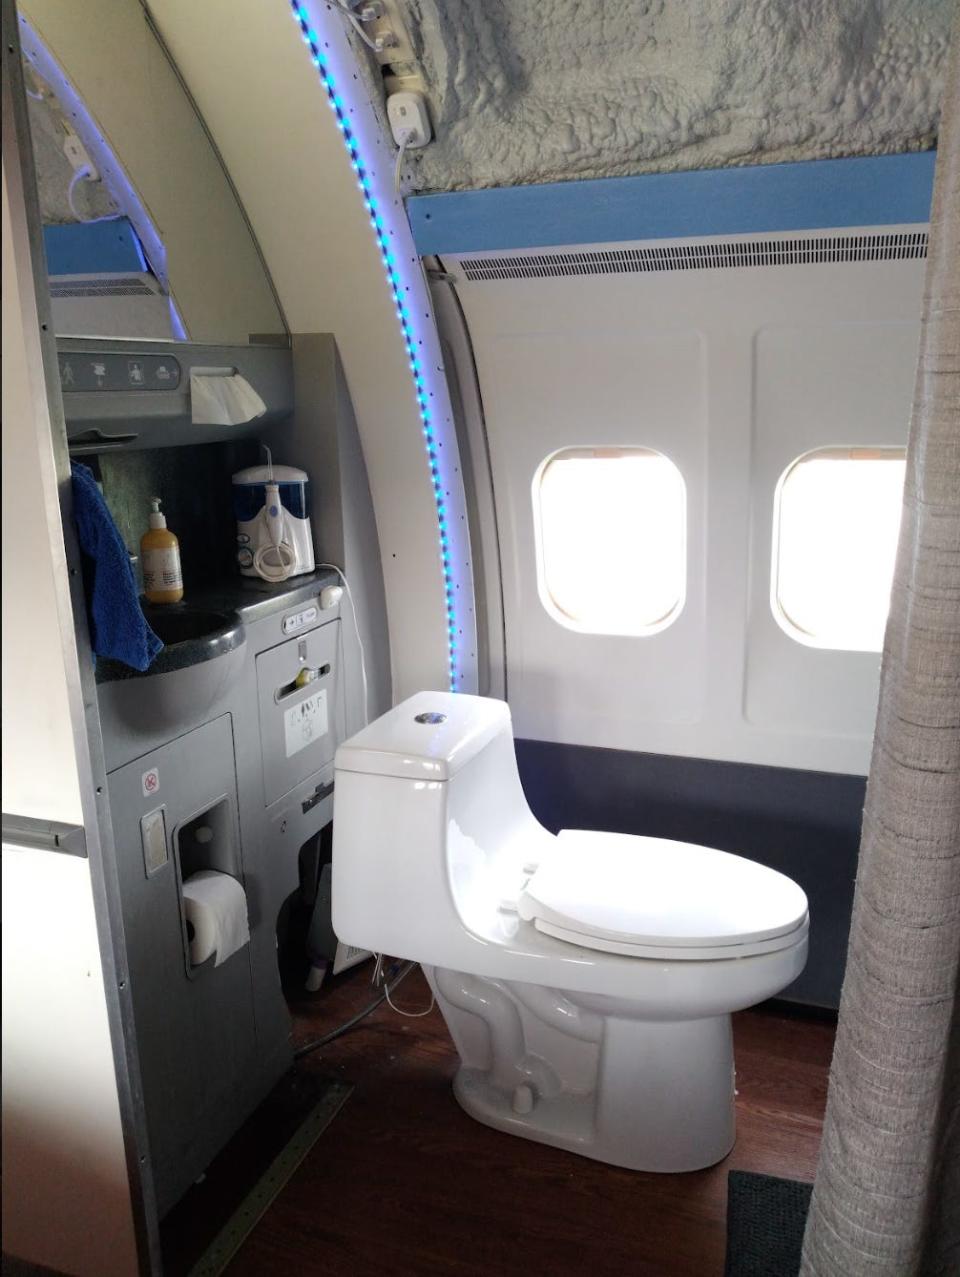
[141,767,160,798]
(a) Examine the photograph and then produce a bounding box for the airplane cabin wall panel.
[447,238,925,776]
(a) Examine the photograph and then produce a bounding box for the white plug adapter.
[387,91,432,148]
[62,126,99,181]
[320,585,344,610]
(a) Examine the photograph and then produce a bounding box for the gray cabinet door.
[256,619,340,806]
[108,713,259,1215]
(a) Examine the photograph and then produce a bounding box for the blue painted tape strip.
[43,217,147,276]
[408,152,936,256]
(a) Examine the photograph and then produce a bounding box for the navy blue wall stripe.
[43,217,146,275]
[408,152,936,256]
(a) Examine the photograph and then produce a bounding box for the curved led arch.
[285,1,477,694]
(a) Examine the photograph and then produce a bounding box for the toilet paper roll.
[190,368,266,426]
[182,870,250,967]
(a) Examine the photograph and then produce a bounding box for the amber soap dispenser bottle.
[141,497,184,603]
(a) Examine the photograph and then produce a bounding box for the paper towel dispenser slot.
[277,664,331,702]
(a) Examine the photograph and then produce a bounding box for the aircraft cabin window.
[772,447,907,652]
[533,447,686,636]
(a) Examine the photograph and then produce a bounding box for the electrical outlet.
[366,0,417,67]
[61,126,98,180]
[387,91,432,148]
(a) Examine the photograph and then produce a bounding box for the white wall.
[445,232,925,775]
[2,847,141,1277]
[2,151,83,823]
[2,143,141,1275]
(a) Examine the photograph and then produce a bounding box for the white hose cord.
[385,976,435,1019]
[376,953,436,1019]
[252,537,297,583]
[66,167,116,225]
[333,0,379,50]
[66,167,87,221]
[319,563,370,726]
[394,130,412,195]
[252,482,297,582]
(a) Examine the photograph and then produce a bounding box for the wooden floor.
[209,964,835,1277]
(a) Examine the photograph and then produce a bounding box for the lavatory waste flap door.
[256,622,340,807]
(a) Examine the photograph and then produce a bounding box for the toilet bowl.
[332,691,809,1173]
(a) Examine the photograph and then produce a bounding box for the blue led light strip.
[287,1,475,693]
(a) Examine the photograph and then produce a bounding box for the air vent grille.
[459,232,928,282]
[50,277,158,299]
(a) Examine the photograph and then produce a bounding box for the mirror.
[17,0,287,346]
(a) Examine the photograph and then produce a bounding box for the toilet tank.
[332,692,547,963]
[335,691,510,783]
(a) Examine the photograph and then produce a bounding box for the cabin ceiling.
[393,0,953,193]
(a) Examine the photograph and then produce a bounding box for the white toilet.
[332,691,809,1173]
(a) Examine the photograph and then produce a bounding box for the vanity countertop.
[95,569,340,683]
[174,569,340,625]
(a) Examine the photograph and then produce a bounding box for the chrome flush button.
[415,712,447,724]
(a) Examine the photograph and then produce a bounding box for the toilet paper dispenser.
[174,796,249,976]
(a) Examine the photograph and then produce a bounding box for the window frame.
[532,444,687,638]
[770,444,906,653]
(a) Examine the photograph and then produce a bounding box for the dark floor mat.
[724,1170,814,1277]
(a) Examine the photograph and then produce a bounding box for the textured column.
[800,13,960,1276]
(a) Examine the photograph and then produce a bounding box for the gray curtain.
[800,15,960,1277]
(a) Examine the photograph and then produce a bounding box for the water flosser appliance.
[232,453,315,582]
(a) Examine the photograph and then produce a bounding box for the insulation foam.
[399,0,952,193]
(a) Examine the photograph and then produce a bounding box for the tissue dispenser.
[190,368,266,427]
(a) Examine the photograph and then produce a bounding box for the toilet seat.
[518,830,809,961]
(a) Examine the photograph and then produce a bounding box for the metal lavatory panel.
[106,713,259,1216]
[256,619,340,807]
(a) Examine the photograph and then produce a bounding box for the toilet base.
[430,967,736,1173]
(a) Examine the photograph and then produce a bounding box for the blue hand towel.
[71,462,163,671]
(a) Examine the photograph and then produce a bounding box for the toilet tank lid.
[335,691,511,781]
